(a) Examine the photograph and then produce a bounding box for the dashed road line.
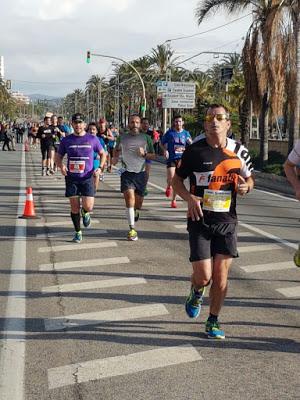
[276,286,300,298]
[44,303,169,331]
[39,256,130,271]
[240,261,294,273]
[38,241,117,253]
[47,345,202,389]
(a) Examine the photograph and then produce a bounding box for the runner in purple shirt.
[55,113,107,243]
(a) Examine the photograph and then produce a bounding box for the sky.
[1,0,252,98]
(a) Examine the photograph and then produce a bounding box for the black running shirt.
[176,137,253,224]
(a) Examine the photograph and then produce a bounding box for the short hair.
[44,116,50,121]
[129,114,141,121]
[58,116,63,119]
[87,122,98,130]
[206,103,229,117]
[141,117,149,123]
[173,114,184,122]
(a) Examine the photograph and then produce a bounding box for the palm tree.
[195,0,297,166]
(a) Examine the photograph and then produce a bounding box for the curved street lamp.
[86,51,146,117]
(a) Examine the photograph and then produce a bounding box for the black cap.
[71,113,85,123]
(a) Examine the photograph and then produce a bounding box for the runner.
[172,103,254,339]
[161,115,192,208]
[141,117,155,195]
[87,122,107,192]
[37,116,55,176]
[284,140,300,266]
[112,114,155,241]
[98,118,114,172]
[55,113,107,243]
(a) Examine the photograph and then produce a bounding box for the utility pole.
[114,74,120,128]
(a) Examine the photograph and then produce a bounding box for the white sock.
[126,207,135,228]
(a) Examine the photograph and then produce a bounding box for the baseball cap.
[72,113,85,123]
[99,118,106,124]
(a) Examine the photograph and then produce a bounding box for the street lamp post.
[87,51,146,117]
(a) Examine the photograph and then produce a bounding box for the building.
[10,91,30,105]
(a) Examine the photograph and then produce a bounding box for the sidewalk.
[154,156,294,197]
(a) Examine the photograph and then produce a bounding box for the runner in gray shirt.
[113,114,155,241]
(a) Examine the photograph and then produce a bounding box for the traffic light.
[86,51,91,64]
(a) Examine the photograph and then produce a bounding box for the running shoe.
[81,209,91,228]
[46,168,51,176]
[72,230,82,243]
[42,168,46,176]
[127,228,138,241]
[185,286,205,318]
[165,186,172,198]
[171,200,177,208]
[134,209,140,222]
[205,319,225,339]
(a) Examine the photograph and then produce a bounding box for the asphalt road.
[0,145,299,400]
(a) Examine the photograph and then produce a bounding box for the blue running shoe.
[81,209,91,228]
[185,286,205,318]
[205,319,225,339]
[72,230,82,243]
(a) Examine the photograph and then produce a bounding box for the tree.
[195,0,298,166]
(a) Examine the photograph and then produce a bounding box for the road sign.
[158,81,196,109]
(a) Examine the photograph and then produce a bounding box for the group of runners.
[50,103,299,340]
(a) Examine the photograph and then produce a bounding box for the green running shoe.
[205,319,225,339]
[127,228,138,241]
[134,209,140,222]
[72,230,82,243]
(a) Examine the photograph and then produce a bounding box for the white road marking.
[239,222,298,250]
[0,148,26,400]
[38,241,117,253]
[174,224,186,229]
[238,244,282,253]
[35,219,100,227]
[39,199,67,203]
[42,277,147,293]
[276,286,300,298]
[240,261,294,273]
[36,229,107,238]
[238,231,255,237]
[44,303,169,331]
[39,256,130,271]
[48,345,202,389]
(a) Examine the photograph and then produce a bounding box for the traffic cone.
[24,139,29,152]
[19,187,38,219]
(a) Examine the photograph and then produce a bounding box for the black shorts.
[120,171,146,196]
[187,219,238,261]
[167,159,181,168]
[41,144,55,160]
[65,175,95,198]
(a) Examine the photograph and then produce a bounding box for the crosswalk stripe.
[42,277,147,293]
[39,256,130,271]
[174,224,186,229]
[38,241,117,253]
[36,229,108,238]
[276,286,300,298]
[240,261,294,273]
[35,219,100,227]
[44,303,169,331]
[39,199,67,203]
[48,345,202,389]
[238,244,282,253]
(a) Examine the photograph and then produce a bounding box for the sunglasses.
[205,114,228,122]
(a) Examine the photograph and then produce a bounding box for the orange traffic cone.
[19,187,38,219]
[24,139,29,152]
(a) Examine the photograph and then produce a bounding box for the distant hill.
[28,94,62,101]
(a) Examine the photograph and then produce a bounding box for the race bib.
[203,189,231,212]
[174,145,185,156]
[69,160,85,173]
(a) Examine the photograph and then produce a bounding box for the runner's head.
[141,117,150,132]
[98,118,107,131]
[44,116,51,126]
[204,103,231,142]
[128,114,141,135]
[87,122,98,136]
[51,114,58,126]
[71,113,86,135]
[58,116,64,125]
[172,115,184,132]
